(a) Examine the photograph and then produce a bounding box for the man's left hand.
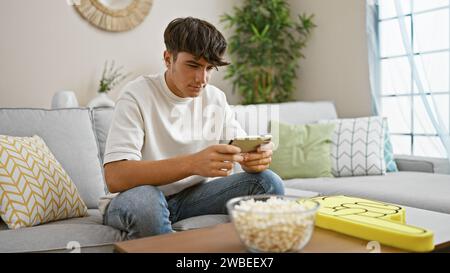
[240,142,273,173]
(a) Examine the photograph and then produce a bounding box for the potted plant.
[87,60,130,108]
[221,0,316,104]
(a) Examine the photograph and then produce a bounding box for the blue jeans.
[103,170,284,239]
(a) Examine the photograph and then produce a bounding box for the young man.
[102,17,284,239]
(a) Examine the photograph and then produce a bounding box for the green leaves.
[98,60,131,93]
[222,0,316,104]
[250,24,270,41]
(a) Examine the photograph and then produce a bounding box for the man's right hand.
[190,144,244,177]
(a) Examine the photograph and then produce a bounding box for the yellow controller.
[308,196,434,252]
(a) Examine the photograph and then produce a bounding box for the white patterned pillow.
[320,117,386,177]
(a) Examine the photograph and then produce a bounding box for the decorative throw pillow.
[269,120,335,179]
[320,117,386,177]
[0,135,88,229]
[383,118,399,172]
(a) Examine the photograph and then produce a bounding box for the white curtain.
[367,0,381,116]
[367,0,450,162]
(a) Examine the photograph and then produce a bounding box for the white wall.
[0,0,241,108]
[291,0,372,118]
[0,0,371,118]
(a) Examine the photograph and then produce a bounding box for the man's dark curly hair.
[164,17,230,67]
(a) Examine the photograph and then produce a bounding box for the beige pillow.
[0,135,87,229]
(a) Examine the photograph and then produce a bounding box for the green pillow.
[269,120,335,179]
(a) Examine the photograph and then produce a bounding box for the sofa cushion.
[0,212,231,252]
[0,108,105,208]
[0,135,88,229]
[91,107,114,164]
[0,209,126,253]
[283,171,450,214]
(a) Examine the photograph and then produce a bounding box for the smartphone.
[228,134,272,153]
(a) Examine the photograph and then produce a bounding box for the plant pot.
[87,93,115,108]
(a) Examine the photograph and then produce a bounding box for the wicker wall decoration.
[74,0,153,32]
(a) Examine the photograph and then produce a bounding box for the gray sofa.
[1,101,449,253]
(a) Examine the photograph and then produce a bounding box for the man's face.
[164,51,216,98]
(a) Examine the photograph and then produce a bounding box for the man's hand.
[190,144,244,177]
[240,142,273,173]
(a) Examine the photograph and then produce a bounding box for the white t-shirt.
[103,73,246,196]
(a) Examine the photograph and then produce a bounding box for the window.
[377,0,449,158]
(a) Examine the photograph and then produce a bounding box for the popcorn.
[229,196,318,252]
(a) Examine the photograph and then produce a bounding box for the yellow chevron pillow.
[0,135,88,229]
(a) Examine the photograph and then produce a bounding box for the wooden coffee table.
[114,205,450,253]
[115,223,402,253]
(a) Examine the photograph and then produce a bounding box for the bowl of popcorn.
[226,195,320,253]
